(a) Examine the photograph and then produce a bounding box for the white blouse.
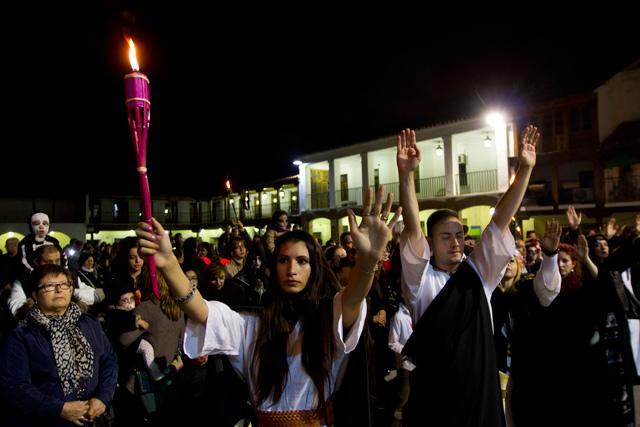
[183,290,367,412]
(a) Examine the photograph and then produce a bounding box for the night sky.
[5,4,639,198]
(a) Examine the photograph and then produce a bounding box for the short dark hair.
[426,209,460,237]
[29,264,73,295]
[35,244,62,261]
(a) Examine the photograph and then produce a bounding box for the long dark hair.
[111,237,141,276]
[254,230,340,409]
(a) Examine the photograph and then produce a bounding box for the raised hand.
[348,186,402,268]
[576,235,589,261]
[541,219,562,254]
[396,128,421,176]
[135,218,174,269]
[519,125,539,169]
[566,206,582,230]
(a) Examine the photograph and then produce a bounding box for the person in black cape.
[396,125,539,426]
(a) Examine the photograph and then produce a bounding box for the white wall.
[309,218,332,244]
[334,155,362,188]
[368,148,398,184]
[452,128,498,173]
[417,139,445,178]
[597,64,640,141]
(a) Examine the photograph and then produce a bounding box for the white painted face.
[31,213,50,241]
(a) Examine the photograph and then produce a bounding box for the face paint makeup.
[31,213,50,242]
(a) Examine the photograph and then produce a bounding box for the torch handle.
[138,169,160,299]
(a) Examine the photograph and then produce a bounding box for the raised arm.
[396,128,423,254]
[492,125,539,233]
[576,234,598,280]
[534,219,562,306]
[136,218,208,324]
[342,186,402,330]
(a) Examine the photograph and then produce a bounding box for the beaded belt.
[255,400,334,427]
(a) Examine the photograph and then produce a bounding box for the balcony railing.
[456,169,498,195]
[279,200,299,215]
[336,187,363,207]
[370,178,445,200]
[605,174,640,203]
[306,192,330,210]
[416,176,446,198]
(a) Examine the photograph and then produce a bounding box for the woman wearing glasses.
[0,264,118,427]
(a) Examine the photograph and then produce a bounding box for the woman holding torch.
[135,186,400,425]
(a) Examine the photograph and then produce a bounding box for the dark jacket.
[0,314,118,427]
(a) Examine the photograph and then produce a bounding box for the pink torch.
[124,38,160,299]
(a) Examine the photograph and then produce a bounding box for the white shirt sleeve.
[183,300,247,359]
[467,221,516,296]
[74,277,97,306]
[8,280,27,316]
[399,232,431,323]
[533,254,561,307]
[333,290,367,354]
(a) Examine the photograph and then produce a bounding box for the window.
[190,202,201,224]
[165,201,178,223]
[340,174,349,202]
[90,201,101,224]
[113,200,128,223]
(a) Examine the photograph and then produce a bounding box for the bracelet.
[542,247,559,257]
[172,282,197,304]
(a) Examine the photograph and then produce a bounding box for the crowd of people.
[0,125,638,426]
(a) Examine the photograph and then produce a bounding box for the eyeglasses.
[38,282,72,292]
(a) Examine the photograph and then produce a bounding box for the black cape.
[402,261,504,427]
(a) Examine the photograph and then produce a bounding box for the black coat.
[403,261,504,427]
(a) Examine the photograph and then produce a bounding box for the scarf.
[26,302,95,397]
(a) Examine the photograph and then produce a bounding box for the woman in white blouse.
[135,186,400,426]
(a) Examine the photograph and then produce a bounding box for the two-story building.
[295,114,518,244]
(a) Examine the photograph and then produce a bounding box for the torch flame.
[225,180,231,190]
[128,38,140,72]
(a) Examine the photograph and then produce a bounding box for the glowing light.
[489,207,496,216]
[485,112,505,128]
[293,160,303,166]
[8,232,14,237]
[127,38,140,71]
